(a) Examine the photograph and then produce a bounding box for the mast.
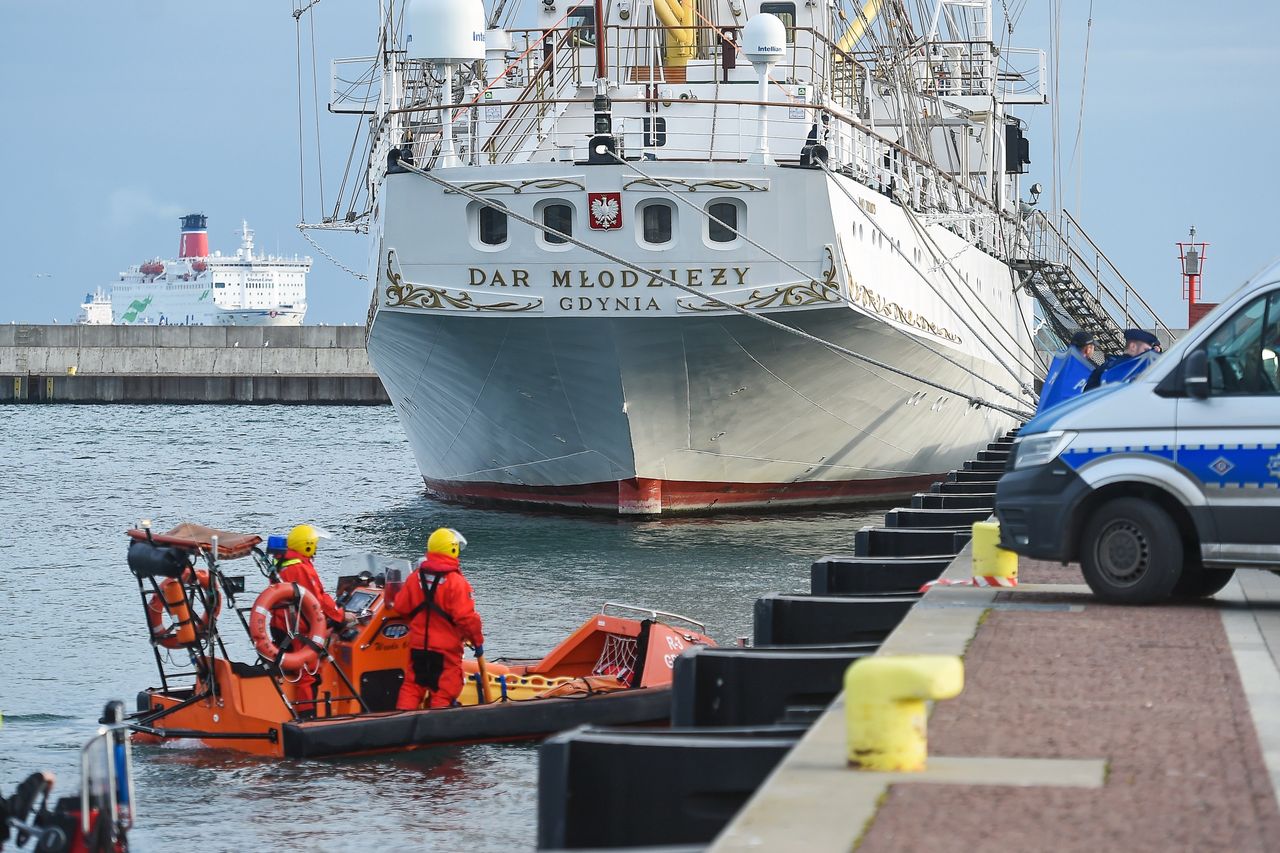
[593,0,607,81]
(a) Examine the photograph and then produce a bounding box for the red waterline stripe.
[422,472,945,514]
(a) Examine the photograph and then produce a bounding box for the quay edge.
[1,324,387,404]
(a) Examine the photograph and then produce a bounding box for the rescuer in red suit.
[271,524,355,718]
[394,527,485,710]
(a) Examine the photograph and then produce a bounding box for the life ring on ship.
[248,583,329,674]
[146,568,221,648]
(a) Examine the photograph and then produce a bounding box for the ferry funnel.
[179,213,209,258]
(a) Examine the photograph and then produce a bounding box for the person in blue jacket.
[1084,328,1160,391]
[1037,331,1097,412]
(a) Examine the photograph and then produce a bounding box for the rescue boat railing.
[130,534,372,730]
[602,602,707,634]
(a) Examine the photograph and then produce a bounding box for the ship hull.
[368,306,1016,515]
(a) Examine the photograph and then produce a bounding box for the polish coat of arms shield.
[588,192,623,230]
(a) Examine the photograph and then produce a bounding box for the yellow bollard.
[846,655,964,771]
[971,520,1017,582]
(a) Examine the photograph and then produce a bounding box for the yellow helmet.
[426,527,467,559]
[287,524,321,557]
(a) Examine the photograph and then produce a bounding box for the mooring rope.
[397,160,1034,420]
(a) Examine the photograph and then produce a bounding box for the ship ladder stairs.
[1012,210,1177,359]
[1009,258,1126,356]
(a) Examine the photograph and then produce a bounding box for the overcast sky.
[1,1,1276,327]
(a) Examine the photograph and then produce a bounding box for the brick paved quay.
[716,557,1280,852]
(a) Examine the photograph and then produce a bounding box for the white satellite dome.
[741,13,787,66]
[406,0,486,63]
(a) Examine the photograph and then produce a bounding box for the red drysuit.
[393,553,484,710]
[271,550,344,714]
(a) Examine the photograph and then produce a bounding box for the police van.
[996,265,1280,604]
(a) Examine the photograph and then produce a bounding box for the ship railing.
[1023,209,1178,344]
[482,27,586,165]
[877,40,1042,104]
[483,24,861,111]
[365,23,1010,210]
[392,93,1015,245]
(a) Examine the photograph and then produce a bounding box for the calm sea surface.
[0,405,887,851]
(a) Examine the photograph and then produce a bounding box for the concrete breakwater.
[1,325,388,404]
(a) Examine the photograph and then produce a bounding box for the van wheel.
[1080,497,1183,604]
[1173,566,1236,599]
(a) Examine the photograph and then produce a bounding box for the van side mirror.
[1184,349,1210,399]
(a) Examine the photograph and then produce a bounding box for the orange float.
[146,568,220,648]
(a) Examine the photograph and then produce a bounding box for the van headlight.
[1014,431,1075,469]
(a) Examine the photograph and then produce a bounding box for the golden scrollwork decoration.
[678,280,842,313]
[679,247,841,313]
[622,177,769,193]
[383,251,540,313]
[445,178,586,195]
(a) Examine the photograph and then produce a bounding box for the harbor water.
[0,405,885,851]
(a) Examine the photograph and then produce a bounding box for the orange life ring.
[146,568,220,648]
[248,583,329,674]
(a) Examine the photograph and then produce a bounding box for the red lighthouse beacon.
[1178,226,1216,328]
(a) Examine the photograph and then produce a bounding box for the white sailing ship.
[110,215,311,326]
[309,0,1169,514]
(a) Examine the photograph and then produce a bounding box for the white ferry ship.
[77,288,113,325]
[308,0,1169,514]
[108,215,311,326]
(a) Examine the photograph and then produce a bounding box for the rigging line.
[819,162,1037,392]
[689,4,794,101]
[1051,0,1063,221]
[309,9,326,218]
[448,5,576,123]
[1007,259,1048,371]
[308,10,325,216]
[331,74,373,222]
[895,197,1045,373]
[294,9,307,222]
[606,150,1029,402]
[297,227,368,280]
[397,160,1033,420]
[1067,0,1093,217]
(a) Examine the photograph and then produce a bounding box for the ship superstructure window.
[706,200,742,244]
[567,5,595,46]
[643,117,667,148]
[479,204,509,247]
[760,3,796,43]
[542,202,573,245]
[639,201,675,246]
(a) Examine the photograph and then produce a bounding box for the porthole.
[539,201,574,247]
[479,204,508,247]
[637,200,675,247]
[706,199,743,246]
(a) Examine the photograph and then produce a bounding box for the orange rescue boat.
[124,523,714,759]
